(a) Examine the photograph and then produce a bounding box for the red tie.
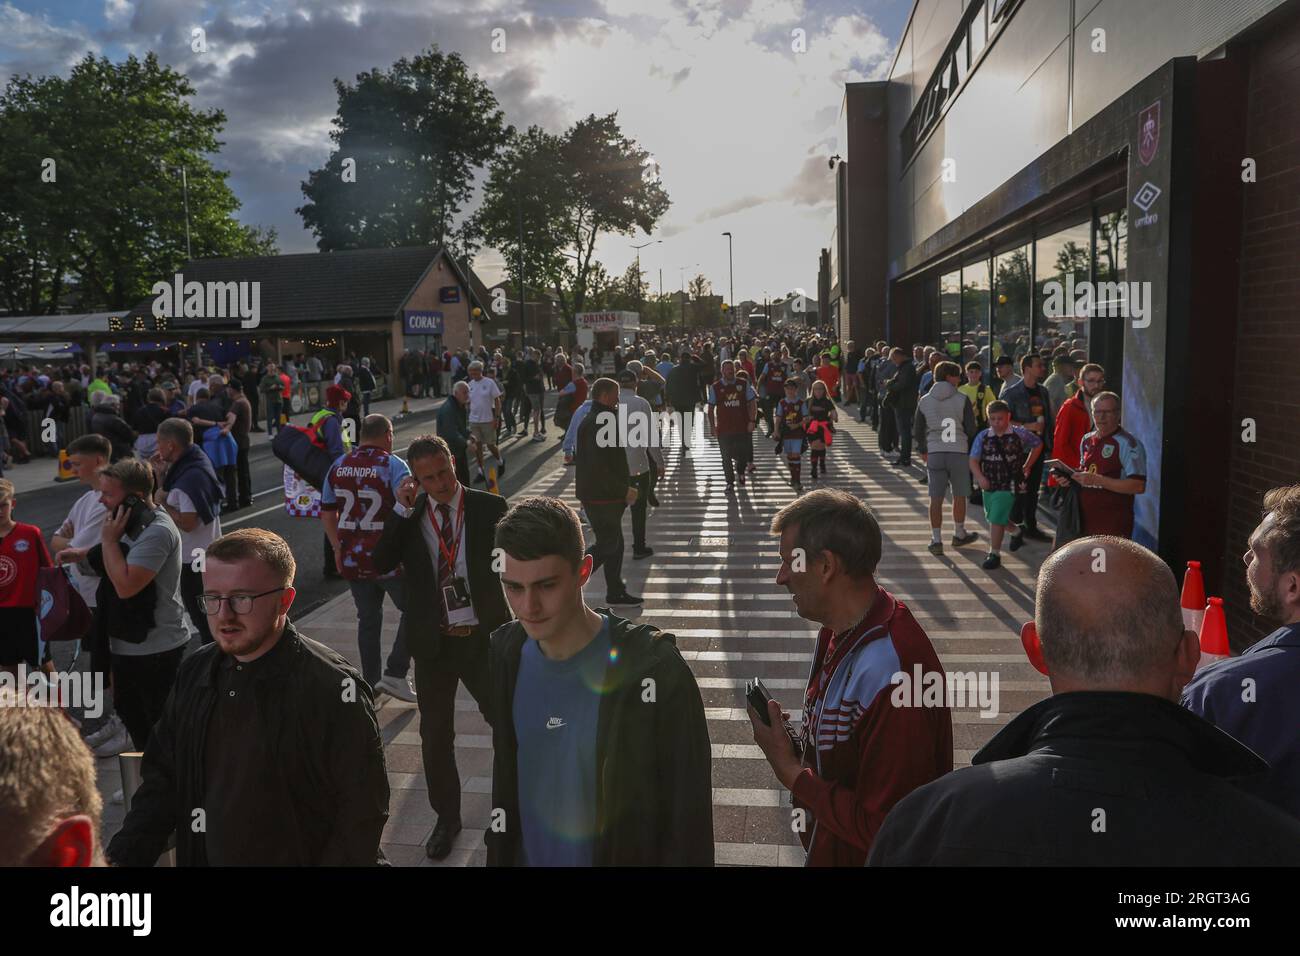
[436,502,454,630]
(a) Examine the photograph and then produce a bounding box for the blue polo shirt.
[1182,623,1300,818]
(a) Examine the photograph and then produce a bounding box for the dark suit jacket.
[371,486,512,659]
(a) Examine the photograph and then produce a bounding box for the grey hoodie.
[914,380,977,454]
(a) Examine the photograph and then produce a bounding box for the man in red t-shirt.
[707,361,758,488]
[0,479,53,668]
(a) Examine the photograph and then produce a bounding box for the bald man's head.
[1035,536,1197,698]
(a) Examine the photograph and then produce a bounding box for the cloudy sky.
[2,0,905,305]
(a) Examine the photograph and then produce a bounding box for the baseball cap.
[617,368,637,386]
[326,383,352,404]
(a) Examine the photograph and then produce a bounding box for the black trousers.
[718,432,749,484]
[760,394,778,434]
[894,407,913,464]
[412,639,492,823]
[630,472,651,551]
[112,646,184,751]
[235,445,252,507]
[584,501,627,595]
[219,464,237,512]
[1012,457,1046,532]
[179,565,214,644]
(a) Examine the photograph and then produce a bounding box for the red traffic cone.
[1196,596,1230,670]
[1181,561,1205,633]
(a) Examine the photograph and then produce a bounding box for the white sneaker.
[83,714,124,746]
[376,674,418,703]
[110,788,124,806]
[92,726,131,758]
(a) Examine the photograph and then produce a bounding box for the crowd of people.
[2,324,1298,872]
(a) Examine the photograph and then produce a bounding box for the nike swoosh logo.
[545,717,566,730]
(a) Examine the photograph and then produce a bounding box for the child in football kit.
[0,479,54,669]
[968,402,1042,570]
[775,380,811,493]
[806,379,838,481]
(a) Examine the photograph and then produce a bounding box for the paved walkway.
[286,408,1054,866]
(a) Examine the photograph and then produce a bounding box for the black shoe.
[1009,532,1024,553]
[951,530,979,547]
[498,460,506,476]
[1023,527,1052,542]
[633,548,654,559]
[426,818,462,860]
[648,493,660,507]
[927,541,944,556]
[893,459,911,468]
[606,592,643,606]
[981,553,1002,570]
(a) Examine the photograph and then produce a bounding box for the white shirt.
[186,378,205,402]
[166,488,221,564]
[394,485,478,627]
[466,376,502,424]
[58,489,107,607]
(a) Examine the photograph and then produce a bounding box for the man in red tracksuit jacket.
[1049,362,1105,486]
[750,489,953,866]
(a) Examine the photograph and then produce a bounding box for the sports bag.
[271,411,337,490]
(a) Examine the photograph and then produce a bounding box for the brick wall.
[1223,11,1300,647]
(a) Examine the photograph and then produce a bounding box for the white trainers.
[92,725,132,758]
[376,674,418,703]
[83,714,124,747]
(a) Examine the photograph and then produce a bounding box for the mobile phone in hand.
[746,677,775,725]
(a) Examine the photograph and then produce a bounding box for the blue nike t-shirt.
[513,614,612,867]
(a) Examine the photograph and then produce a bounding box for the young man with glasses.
[106,528,389,866]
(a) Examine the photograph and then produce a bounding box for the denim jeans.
[348,576,412,687]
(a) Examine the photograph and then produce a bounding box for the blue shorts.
[783,438,804,457]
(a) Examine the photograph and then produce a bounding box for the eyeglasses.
[199,587,286,615]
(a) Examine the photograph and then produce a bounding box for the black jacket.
[665,362,701,409]
[370,486,511,659]
[575,404,630,503]
[868,691,1300,866]
[106,624,389,866]
[485,611,714,866]
[85,540,157,678]
[91,409,136,462]
[436,396,471,461]
[883,360,919,414]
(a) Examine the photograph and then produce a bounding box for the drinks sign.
[403,310,444,335]
[576,312,621,330]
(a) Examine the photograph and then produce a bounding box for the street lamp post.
[721,231,734,318]
[630,239,661,314]
[160,162,193,260]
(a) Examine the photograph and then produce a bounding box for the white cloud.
[105,0,133,25]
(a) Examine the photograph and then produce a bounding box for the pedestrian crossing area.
[299,409,1053,866]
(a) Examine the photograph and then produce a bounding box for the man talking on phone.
[371,435,511,860]
[55,458,189,754]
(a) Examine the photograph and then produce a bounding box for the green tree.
[474,113,669,322]
[297,46,508,256]
[0,53,276,313]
